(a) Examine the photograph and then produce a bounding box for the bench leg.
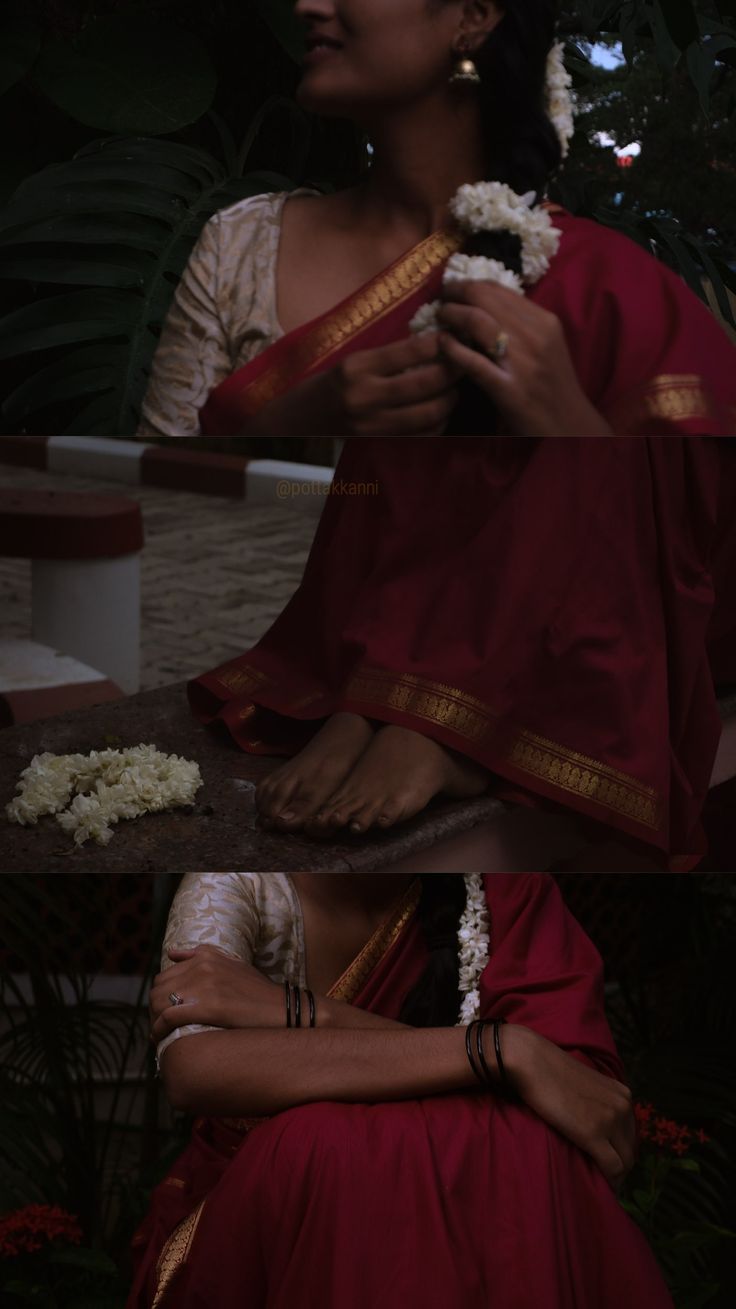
[31,553,141,694]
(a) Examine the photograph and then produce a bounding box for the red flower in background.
[634,1102,711,1157]
[0,1204,83,1258]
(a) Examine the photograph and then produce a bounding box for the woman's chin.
[296,76,362,118]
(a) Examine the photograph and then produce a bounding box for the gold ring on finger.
[487,330,510,365]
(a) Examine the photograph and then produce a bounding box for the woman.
[127,872,675,1309]
[140,0,736,868]
[137,0,735,441]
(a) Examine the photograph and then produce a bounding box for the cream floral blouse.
[137,188,320,438]
[156,872,307,1065]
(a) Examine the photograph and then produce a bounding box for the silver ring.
[168,991,183,1006]
[488,330,510,364]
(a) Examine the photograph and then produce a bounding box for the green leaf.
[2,346,128,423]
[0,15,40,96]
[671,1156,702,1172]
[0,289,139,359]
[686,40,715,113]
[253,0,305,64]
[0,214,170,253]
[648,0,683,71]
[47,1246,118,1274]
[0,254,153,289]
[32,16,217,136]
[0,134,293,432]
[656,0,700,51]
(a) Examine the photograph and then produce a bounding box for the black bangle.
[306,988,316,1028]
[294,984,302,1028]
[475,1020,496,1090]
[465,1021,486,1089]
[284,980,292,1028]
[493,1018,510,1092]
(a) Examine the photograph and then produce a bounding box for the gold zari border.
[509,729,660,829]
[609,373,722,432]
[328,877,422,1004]
[345,667,662,832]
[236,228,463,413]
[152,1200,206,1308]
[197,880,422,1149]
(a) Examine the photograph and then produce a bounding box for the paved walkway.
[0,465,318,690]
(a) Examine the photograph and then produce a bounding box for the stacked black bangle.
[464,1018,512,1095]
[284,981,317,1028]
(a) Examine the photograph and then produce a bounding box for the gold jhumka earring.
[449,41,481,85]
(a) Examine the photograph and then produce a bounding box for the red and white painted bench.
[0,487,144,722]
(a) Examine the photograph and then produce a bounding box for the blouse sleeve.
[137,212,233,437]
[155,872,259,1067]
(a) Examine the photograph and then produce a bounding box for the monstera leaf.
[31,14,218,136]
[0,136,296,434]
[252,0,306,63]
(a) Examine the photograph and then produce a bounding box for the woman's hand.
[437,281,613,437]
[326,331,462,435]
[150,946,284,1043]
[502,1023,637,1189]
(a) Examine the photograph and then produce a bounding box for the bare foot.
[305,724,490,838]
[256,712,375,831]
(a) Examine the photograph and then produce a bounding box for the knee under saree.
[190,210,736,871]
[126,874,675,1309]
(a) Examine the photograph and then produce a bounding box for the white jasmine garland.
[409,43,573,337]
[409,183,561,334]
[457,873,491,1024]
[546,41,575,160]
[6,745,203,846]
[444,253,524,293]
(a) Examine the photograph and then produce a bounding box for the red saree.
[190,212,736,870]
[127,874,675,1309]
[200,208,736,437]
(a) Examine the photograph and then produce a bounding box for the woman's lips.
[303,43,344,65]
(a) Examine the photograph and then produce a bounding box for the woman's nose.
[294,0,337,19]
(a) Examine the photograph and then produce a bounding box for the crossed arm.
[152,946,636,1188]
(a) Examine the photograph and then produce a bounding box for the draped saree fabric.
[126,874,674,1309]
[190,206,736,869]
[199,207,736,437]
[190,437,736,870]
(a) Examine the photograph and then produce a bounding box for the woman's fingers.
[438,330,511,401]
[151,999,201,1044]
[587,1137,629,1190]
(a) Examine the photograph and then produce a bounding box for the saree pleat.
[190,437,736,867]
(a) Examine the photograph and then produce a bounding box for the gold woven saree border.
[328,877,422,1004]
[607,373,723,432]
[152,1200,206,1308]
[235,229,463,413]
[345,667,662,831]
[509,728,661,829]
[216,661,663,830]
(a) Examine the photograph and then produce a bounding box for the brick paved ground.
[0,465,318,690]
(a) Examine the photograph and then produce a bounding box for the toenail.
[350,821,363,832]
[280,810,296,821]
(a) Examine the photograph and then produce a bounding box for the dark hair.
[437,1,563,433]
[398,875,467,1027]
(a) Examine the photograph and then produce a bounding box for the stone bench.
[0,679,733,872]
[0,487,144,695]
[0,639,123,727]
